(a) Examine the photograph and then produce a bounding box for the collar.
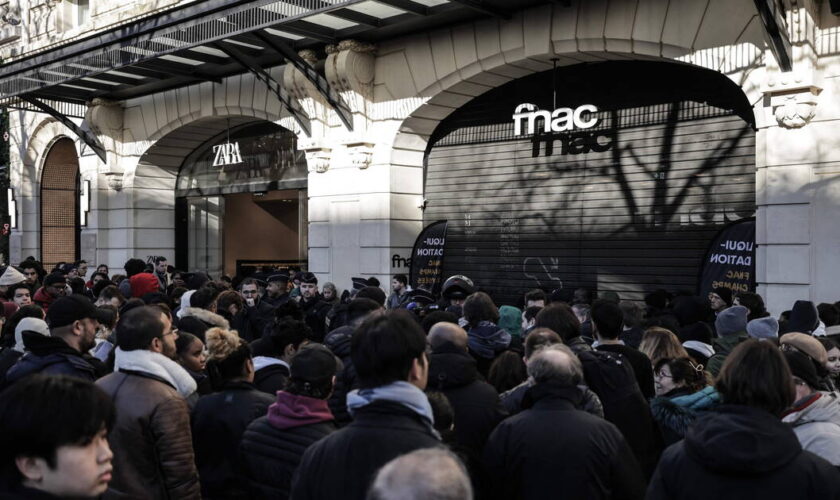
[114,347,197,397]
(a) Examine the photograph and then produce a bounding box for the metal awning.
[0,0,537,161]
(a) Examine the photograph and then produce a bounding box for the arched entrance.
[40,138,80,268]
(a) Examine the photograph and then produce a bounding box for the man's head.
[20,262,41,285]
[46,295,101,353]
[524,289,546,309]
[368,448,473,500]
[287,343,339,400]
[299,272,318,300]
[428,322,468,352]
[391,274,407,293]
[43,273,67,299]
[590,299,623,341]
[523,327,563,360]
[266,274,290,297]
[619,301,643,329]
[0,375,115,496]
[534,304,581,342]
[352,310,428,389]
[75,260,88,279]
[715,305,748,337]
[716,339,795,417]
[527,343,583,388]
[262,319,312,362]
[122,258,146,278]
[522,306,541,332]
[8,283,31,307]
[115,305,178,359]
[238,278,261,307]
[153,257,167,275]
[347,298,384,327]
[784,350,821,402]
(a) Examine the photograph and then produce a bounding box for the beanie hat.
[783,300,820,335]
[14,317,49,353]
[130,273,160,298]
[780,332,828,368]
[747,317,779,340]
[784,350,821,391]
[713,287,733,307]
[715,306,748,337]
[498,305,523,337]
[0,266,26,286]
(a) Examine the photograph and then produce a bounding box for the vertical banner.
[409,220,448,296]
[698,218,756,296]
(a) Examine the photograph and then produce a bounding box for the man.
[291,311,441,500]
[251,318,311,395]
[369,448,473,500]
[20,260,42,288]
[0,375,115,498]
[524,289,546,309]
[386,274,411,310]
[234,278,275,342]
[592,300,655,398]
[708,287,731,314]
[153,256,170,292]
[33,272,67,312]
[706,305,749,376]
[619,301,645,349]
[427,322,506,457]
[7,282,32,307]
[6,295,102,384]
[483,344,646,500]
[298,272,332,342]
[263,273,291,308]
[75,260,88,280]
[118,258,147,299]
[240,344,339,498]
[96,306,200,499]
[0,265,26,298]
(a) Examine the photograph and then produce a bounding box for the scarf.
[347,381,438,437]
[114,347,197,397]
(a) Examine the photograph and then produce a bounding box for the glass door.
[186,196,224,278]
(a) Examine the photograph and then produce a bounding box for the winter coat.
[650,386,720,446]
[299,295,332,342]
[290,400,441,500]
[706,332,749,377]
[0,347,22,383]
[252,356,290,396]
[386,290,411,310]
[647,404,840,500]
[4,333,97,384]
[324,325,357,426]
[176,307,230,343]
[427,343,506,455]
[230,300,275,342]
[262,292,291,309]
[483,381,646,500]
[500,378,604,417]
[32,287,56,312]
[620,326,644,349]
[467,321,511,377]
[191,381,275,499]
[782,391,840,466]
[96,369,201,499]
[239,391,336,499]
[596,343,656,398]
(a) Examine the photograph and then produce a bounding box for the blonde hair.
[205,327,245,362]
[639,327,689,367]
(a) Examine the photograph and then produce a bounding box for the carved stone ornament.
[764,79,822,129]
[346,141,375,169]
[105,172,123,192]
[300,141,332,173]
[326,40,377,55]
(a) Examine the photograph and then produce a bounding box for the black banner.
[698,218,756,296]
[409,220,448,296]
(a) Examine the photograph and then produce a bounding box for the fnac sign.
[512,103,599,136]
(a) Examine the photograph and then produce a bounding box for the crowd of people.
[0,257,839,499]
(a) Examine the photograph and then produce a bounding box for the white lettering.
[512,104,599,136]
[212,142,244,167]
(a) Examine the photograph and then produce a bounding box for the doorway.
[40,138,80,269]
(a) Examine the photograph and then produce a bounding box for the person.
[639,327,689,368]
[177,286,228,341]
[74,260,88,281]
[175,331,211,395]
[591,299,655,398]
[463,292,511,377]
[533,303,590,353]
[734,291,768,321]
[647,340,840,499]
[263,273,291,308]
[781,349,840,466]
[707,287,731,314]
[321,282,339,305]
[96,306,200,499]
[483,344,646,500]
[0,317,48,384]
[368,448,473,500]
[290,310,441,500]
[386,274,411,310]
[96,264,109,276]
[298,272,332,342]
[487,350,527,394]
[649,357,719,445]
[781,300,821,335]
[7,282,31,308]
[32,273,67,312]
[746,316,779,341]
[780,332,835,391]
[497,305,523,344]
[250,318,311,395]
[5,295,102,384]
[524,289,546,309]
[20,260,43,288]
[427,322,506,459]
[192,327,274,498]
[95,285,125,308]
[117,258,146,299]
[153,256,169,292]
[234,278,275,342]
[240,344,339,499]
[706,305,749,376]
[820,337,840,388]
[0,375,115,498]
[619,301,645,349]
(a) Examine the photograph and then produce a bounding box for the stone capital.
[762,75,822,129]
[300,140,332,173]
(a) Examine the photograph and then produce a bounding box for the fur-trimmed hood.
[179,307,230,329]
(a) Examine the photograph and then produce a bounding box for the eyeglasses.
[654,371,673,380]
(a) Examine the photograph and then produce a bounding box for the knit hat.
[783,350,821,391]
[14,317,49,353]
[713,287,733,307]
[715,306,748,337]
[0,266,26,286]
[747,317,779,340]
[782,300,820,335]
[780,332,828,367]
[130,273,160,298]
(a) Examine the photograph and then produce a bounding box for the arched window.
[40,138,80,268]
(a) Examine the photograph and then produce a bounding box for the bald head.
[527,344,582,387]
[428,322,468,351]
[369,448,473,500]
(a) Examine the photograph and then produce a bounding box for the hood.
[180,307,230,329]
[685,404,802,474]
[268,391,334,429]
[253,356,289,373]
[324,325,353,358]
[33,287,55,305]
[428,343,479,390]
[22,331,77,357]
[783,392,840,428]
[467,321,511,359]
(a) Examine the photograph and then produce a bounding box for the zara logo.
[212,142,244,167]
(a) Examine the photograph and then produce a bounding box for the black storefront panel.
[423,62,756,306]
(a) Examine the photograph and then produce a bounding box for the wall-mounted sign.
[512,103,599,136]
[212,142,244,167]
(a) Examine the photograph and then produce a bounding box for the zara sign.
[212,142,244,167]
[512,103,599,136]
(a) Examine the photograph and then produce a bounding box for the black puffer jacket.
[191,381,275,499]
[324,326,357,426]
[648,404,840,499]
[299,295,332,342]
[4,333,98,384]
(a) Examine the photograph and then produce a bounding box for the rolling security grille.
[424,101,755,306]
[41,138,80,269]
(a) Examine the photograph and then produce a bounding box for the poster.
[698,218,756,296]
[409,220,448,296]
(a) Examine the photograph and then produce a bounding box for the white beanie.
[14,317,50,353]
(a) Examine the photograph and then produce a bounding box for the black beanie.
[713,287,733,307]
[784,350,821,391]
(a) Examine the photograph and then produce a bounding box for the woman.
[463,292,511,377]
[649,357,719,445]
[639,327,689,368]
[176,332,210,396]
[322,282,339,305]
[191,327,274,499]
[647,340,840,499]
[819,337,840,389]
